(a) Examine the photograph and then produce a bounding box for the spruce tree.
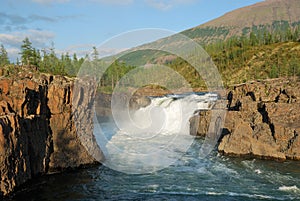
[20,37,34,65]
[0,44,10,66]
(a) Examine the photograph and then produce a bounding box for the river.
[10,93,300,201]
[11,140,300,201]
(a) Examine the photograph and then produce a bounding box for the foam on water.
[95,93,217,174]
[90,93,300,200]
[13,135,300,201]
[278,185,300,193]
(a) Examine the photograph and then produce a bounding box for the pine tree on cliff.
[20,37,35,66]
[0,44,10,66]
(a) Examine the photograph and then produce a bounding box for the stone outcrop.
[129,95,151,110]
[190,110,211,137]
[192,78,300,160]
[0,68,103,197]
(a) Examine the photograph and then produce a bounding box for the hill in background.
[2,0,299,92]
[182,0,300,44]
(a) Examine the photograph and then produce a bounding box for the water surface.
[11,140,300,201]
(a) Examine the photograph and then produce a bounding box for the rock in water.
[129,95,151,110]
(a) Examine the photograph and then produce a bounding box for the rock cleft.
[0,70,104,197]
[192,78,300,161]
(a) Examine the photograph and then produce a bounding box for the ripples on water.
[9,93,300,200]
[10,139,300,201]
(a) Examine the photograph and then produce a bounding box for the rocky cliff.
[0,66,104,197]
[192,78,300,160]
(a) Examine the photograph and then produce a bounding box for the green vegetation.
[204,25,300,84]
[0,22,299,92]
[1,38,85,77]
[181,20,300,45]
[181,26,230,44]
[0,44,10,66]
[99,60,135,93]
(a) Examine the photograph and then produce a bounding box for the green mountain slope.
[98,0,300,91]
[115,0,300,66]
[182,0,300,44]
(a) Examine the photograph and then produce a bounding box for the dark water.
[10,139,300,201]
[8,92,300,201]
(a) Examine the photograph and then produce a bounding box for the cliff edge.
[0,66,104,197]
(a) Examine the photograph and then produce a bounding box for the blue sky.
[0,0,263,61]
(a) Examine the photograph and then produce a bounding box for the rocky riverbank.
[1,65,300,197]
[96,77,300,161]
[192,77,300,161]
[0,66,103,197]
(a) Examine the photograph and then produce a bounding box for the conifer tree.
[0,44,10,66]
[20,37,35,65]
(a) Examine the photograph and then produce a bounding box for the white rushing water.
[94,93,220,174]
[15,91,300,199]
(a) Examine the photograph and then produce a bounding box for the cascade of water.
[95,93,218,174]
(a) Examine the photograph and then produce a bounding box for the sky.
[0,0,264,61]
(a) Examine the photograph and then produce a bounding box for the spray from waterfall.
[94,92,220,174]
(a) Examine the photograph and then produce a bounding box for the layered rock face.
[193,78,300,160]
[0,68,103,196]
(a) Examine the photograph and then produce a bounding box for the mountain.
[115,0,300,66]
[181,0,300,44]
[102,0,300,88]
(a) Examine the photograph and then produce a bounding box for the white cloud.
[145,0,196,11]
[27,30,56,47]
[0,33,23,47]
[0,30,55,48]
[0,29,55,61]
[6,47,20,62]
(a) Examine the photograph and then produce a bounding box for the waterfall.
[94,92,219,174]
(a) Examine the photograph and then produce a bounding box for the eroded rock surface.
[0,69,103,197]
[192,78,300,160]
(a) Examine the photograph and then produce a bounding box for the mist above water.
[94,93,218,174]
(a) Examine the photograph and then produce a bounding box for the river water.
[11,140,300,201]
[10,93,300,201]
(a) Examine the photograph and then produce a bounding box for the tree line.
[0,38,103,76]
[204,24,300,83]
[0,22,300,90]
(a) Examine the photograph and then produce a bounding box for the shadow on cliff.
[19,87,53,175]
